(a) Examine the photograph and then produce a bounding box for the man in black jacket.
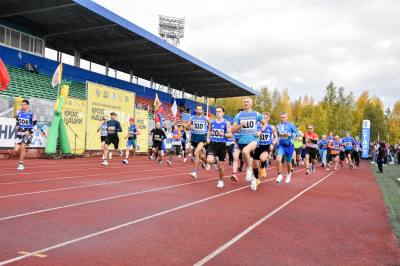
[377,142,385,173]
[102,112,122,166]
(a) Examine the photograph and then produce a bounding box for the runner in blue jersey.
[353,135,361,167]
[342,131,356,170]
[275,112,298,184]
[253,112,278,187]
[14,99,38,170]
[122,117,140,164]
[231,98,266,191]
[318,135,329,170]
[167,124,182,166]
[185,105,211,178]
[205,106,232,188]
[326,131,335,165]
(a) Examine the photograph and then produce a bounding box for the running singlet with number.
[210,120,227,143]
[293,131,303,149]
[172,130,181,145]
[258,124,273,146]
[16,110,35,130]
[304,132,319,148]
[318,140,328,150]
[342,136,355,151]
[234,110,263,144]
[191,115,208,135]
[330,140,342,154]
[128,125,137,139]
[100,123,108,137]
[276,122,297,146]
[353,140,360,150]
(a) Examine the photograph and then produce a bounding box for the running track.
[0,157,399,265]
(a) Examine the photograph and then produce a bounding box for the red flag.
[0,59,11,91]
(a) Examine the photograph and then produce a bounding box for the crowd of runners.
[13,98,365,191]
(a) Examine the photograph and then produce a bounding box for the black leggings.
[226,144,234,162]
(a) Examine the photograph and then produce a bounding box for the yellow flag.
[51,63,63,88]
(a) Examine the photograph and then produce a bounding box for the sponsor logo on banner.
[134,109,149,153]
[64,98,87,154]
[361,119,370,159]
[0,117,48,148]
[86,82,135,150]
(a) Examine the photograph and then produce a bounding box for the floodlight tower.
[159,15,185,46]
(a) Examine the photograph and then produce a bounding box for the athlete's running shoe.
[250,177,258,191]
[101,160,109,166]
[305,168,310,175]
[148,154,154,160]
[217,180,224,188]
[230,174,238,181]
[260,168,267,179]
[276,174,283,183]
[285,173,292,184]
[325,167,330,171]
[158,160,163,164]
[122,159,128,164]
[256,178,261,187]
[108,152,112,160]
[245,168,253,182]
[190,171,197,178]
[167,160,172,166]
[183,158,187,163]
[17,163,24,171]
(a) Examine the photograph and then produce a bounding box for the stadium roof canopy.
[0,0,258,98]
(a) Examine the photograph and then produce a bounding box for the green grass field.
[373,163,400,243]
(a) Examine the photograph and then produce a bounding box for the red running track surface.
[0,157,399,265]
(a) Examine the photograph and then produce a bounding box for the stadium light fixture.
[159,15,185,46]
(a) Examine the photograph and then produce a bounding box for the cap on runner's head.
[129,117,134,123]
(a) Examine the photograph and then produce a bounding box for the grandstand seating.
[0,66,86,100]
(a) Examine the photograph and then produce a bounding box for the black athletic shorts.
[16,129,33,146]
[206,142,227,161]
[340,151,345,161]
[191,141,207,149]
[152,141,162,150]
[100,136,107,143]
[306,147,318,160]
[295,147,303,156]
[254,144,272,160]
[105,134,119,149]
[344,150,353,157]
[238,143,255,157]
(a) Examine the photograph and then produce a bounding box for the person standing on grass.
[122,117,140,164]
[377,142,385,173]
[102,112,122,166]
[14,99,37,171]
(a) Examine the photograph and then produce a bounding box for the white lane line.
[0,176,277,265]
[0,172,193,199]
[0,165,190,185]
[0,177,218,222]
[193,171,336,266]
[0,161,166,177]
[0,160,156,170]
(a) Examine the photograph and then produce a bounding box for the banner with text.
[134,108,149,153]
[64,98,86,154]
[86,82,135,150]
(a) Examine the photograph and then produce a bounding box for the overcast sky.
[93,0,399,108]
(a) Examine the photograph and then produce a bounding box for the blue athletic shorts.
[277,144,294,162]
[126,138,136,148]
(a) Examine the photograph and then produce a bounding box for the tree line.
[217,81,400,144]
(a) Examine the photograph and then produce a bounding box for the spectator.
[377,142,385,173]
[25,63,38,74]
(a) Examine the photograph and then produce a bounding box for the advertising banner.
[86,82,135,150]
[361,120,371,159]
[134,108,149,153]
[63,98,86,154]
